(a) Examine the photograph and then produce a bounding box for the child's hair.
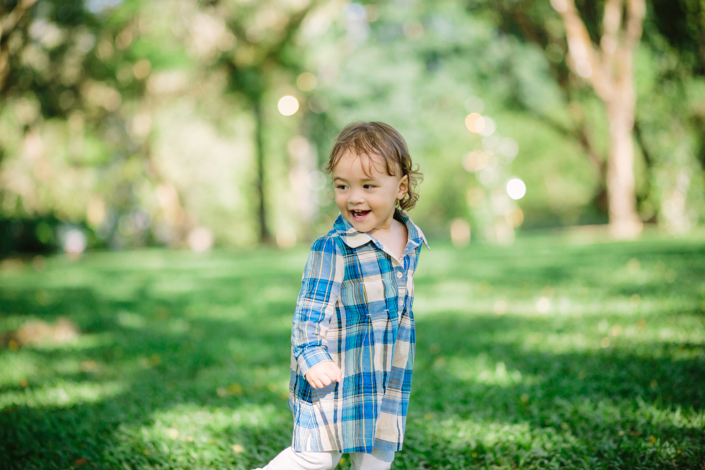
[325,121,422,211]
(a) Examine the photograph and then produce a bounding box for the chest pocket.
[340,275,390,313]
[362,276,387,313]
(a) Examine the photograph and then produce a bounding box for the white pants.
[255,446,395,470]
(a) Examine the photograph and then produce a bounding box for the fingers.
[305,370,325,389]
[305,362,342,389]
[330,364,342,383]
[325,364,342,385]
[307,374,331,389]
[307,376,320,388]
[331,363,343,383]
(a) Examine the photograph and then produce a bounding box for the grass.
[0,232,704,469]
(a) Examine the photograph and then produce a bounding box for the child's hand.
[305,361,342,389]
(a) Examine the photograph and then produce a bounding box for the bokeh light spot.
[278,96,299,116]
[133,59,151,79]
[465,113,485,133]
[450,218,471,248]
[507,207,524,228]
[477,167,499,187]
[506,178,526,200]
[62,229,87,256]
[296,72,317,91]
[462,150,488,173]
[188,227,213,252]
[479,116,495,136]
[498,137,519,160]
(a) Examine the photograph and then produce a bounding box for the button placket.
[396,252,408,311]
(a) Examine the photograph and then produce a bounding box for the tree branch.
[1,0,37,41]
[552,0,610,100]
[504,3,605,175]
[600,0,621,79]
[624,0,646,53]
[0,0,38,93]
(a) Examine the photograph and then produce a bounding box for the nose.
[348,188,365,205]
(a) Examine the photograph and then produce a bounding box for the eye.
[336,184,348,190]
[363,184,375,189]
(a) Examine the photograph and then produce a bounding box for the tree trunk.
[253,96,271,243]
[606,96,642,238]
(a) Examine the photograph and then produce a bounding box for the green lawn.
[1,233,704,469]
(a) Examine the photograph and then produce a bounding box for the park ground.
[0,230,704,469]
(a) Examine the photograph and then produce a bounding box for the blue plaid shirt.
[288,209,428,453]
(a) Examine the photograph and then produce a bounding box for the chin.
[349,219,373,232]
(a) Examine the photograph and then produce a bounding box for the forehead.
[332,151,392,179]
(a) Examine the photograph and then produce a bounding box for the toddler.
[255,121,428,470]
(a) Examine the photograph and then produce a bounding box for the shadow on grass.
[0,283,295,469]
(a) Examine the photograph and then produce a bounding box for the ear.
[397,175,409,200]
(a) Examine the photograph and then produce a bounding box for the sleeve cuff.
[297,347,333,376]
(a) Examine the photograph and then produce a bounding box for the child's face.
[332,151,408,233]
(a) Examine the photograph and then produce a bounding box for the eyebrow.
[333,176,377,182]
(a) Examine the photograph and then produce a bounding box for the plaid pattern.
[288,209,428,454]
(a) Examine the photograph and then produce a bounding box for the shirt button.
[396,271,403,279]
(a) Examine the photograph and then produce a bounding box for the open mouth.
[350,210,371,221]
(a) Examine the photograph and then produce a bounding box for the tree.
[207,0,330,243]
[473,0,646,237]
[0,0,195,248]
[550,0,645,238]
[470,0,705,234]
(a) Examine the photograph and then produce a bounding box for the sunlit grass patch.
[1,379,125,409]
[106,403,291,468]
[444,354,533,387]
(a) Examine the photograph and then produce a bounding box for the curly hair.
[324,121,423,211]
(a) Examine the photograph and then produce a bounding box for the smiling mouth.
[350,210,371,221]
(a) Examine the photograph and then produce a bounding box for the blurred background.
[1,0,704,257]
[2,3,705,468]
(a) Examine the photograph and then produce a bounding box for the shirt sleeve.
[292,235,344,376]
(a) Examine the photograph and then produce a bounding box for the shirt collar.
[333,208,430,250]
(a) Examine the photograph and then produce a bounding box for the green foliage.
[304,1,601,238]
[0,234,704,468]
[0,0,704,249]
